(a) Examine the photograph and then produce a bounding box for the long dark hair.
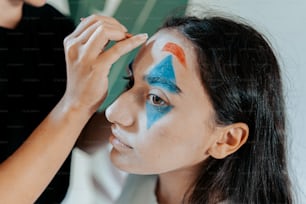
[160,16,292,203]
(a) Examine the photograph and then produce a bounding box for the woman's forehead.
[133,29,195,70]
[131,30,203,95]
[147,30,187,61]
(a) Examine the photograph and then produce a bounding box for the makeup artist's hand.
[63,15,148,114]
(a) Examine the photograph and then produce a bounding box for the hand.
[63,15,148,114]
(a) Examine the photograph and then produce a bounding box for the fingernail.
[136,33,148,40]
[122,25,128,32]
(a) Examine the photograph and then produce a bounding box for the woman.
[102,15,292,203]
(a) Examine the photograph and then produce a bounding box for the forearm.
[0,14,147,203]
[0,98,92,203]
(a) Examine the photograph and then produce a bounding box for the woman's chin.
[25,0,46,7]
[109,151,154,175]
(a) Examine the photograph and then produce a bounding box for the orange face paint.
[162,42,186,67]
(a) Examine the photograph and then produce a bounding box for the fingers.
[76,21,103,44]
[84,24,128,50]
[64,15,127,52]
[98,33,148,67]
[64,14,149,72]
[78,20,127,43]
[72,15,127,38]
[64,15,132,62]
[63,15,148,112]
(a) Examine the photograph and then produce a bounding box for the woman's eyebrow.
[143,75,182,94]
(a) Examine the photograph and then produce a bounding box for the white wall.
[188,0,306,202]
[48,0,306,202]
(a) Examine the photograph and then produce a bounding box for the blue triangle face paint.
[145,55,178,93]
[145,55,177,129]
[146,102,173,129]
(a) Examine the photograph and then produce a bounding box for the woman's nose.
[105,91,136,127]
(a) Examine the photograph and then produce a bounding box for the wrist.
[60,93,100,115]
[54,96,95,125]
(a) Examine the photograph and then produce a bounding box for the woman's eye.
[148,94,167,106]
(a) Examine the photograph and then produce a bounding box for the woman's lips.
[109,127,133,151]
[109,135,133,151]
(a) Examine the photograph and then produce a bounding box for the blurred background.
[47,0,306,203]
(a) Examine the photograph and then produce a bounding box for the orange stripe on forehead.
[162,42,186,67]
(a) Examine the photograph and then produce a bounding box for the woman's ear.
[208,123,249,159]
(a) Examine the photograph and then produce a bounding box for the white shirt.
[62,147,127,204]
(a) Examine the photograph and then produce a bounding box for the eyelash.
[123,63,134,90]
[123,75,134,90]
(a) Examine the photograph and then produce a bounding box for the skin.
[0,15,148,203]
[0,0,46,29]
[105,29,225,203]
[24,0,46,7]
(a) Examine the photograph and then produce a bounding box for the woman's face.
[106,29,220,174]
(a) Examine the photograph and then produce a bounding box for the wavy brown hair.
[160,16,292,204]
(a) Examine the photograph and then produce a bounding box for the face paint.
[146,102,173,129]
[162,42,186,67]
[144,55,180,93]
[145,55,178,129]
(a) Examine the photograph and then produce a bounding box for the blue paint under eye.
[145,55,177,129]
[146,102,173,129]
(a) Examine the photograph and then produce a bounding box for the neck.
[0,0,24,29]
[156,164,201,204]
